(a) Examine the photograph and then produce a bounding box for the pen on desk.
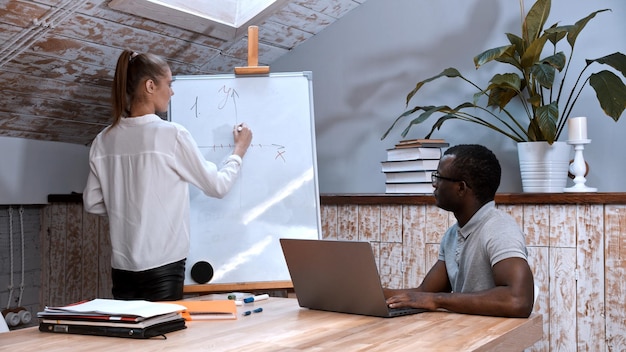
[243,294,269,303]
[242,307,263,316]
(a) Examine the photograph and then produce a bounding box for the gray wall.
[0,136,89,205]
[272,0,626,193]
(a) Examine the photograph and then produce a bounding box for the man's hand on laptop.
[385,289,437,311]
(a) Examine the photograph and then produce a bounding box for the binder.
[39,317,186,339]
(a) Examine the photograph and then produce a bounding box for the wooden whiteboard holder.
[184,280,293,295]
[234,26,270,75]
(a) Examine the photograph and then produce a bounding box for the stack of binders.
[37,298,187,339]
[381,139,449,194]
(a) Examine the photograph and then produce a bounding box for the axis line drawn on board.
[198,143,287,162]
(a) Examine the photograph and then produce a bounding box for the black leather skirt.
[111,258,186,301]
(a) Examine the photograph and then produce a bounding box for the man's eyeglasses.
[431,171,464,185]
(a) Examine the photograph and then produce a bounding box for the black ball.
[190,261,214,284]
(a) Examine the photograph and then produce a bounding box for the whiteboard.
[168,72,321,285]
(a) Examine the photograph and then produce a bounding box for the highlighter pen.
[243,294,269,303]
[242,307,263,316]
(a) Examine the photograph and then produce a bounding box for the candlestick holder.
[564,139,597,192]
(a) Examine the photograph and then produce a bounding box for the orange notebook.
[170,300,237,321]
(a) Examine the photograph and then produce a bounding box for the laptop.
[279,238,426,318]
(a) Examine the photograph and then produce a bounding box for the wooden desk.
[0,298,542,351]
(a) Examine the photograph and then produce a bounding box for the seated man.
[385,144,535,318]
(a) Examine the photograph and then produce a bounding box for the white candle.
[568,116,587,141]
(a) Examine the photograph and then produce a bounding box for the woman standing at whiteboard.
[83,50,252,301]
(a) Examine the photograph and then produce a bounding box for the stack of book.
[382,139,449,194]
[37,298,187,339]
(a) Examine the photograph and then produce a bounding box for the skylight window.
[109,0,284,40]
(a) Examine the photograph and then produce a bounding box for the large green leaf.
[380,105,432,140]
[488,86,518,110]
[544,23,566,46]
[521,34,549,69]
[474,45,516,69]
[405,68,462,105]
[506,33,525,58]
[530,62,556,88]
[484,73,522,109]
[401,105,458,137]
[422,103,478,138]
[589,71,626,121]
[589,52,626,77]
[523,0,550,44]
[490,73,522,90]
[541,52,566,71]
[534,102,559,142]
[567,9,610,48]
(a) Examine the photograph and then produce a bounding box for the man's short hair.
[443,144,501,203]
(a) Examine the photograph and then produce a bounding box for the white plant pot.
[517,141,571,193]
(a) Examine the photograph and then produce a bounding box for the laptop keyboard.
[388,306,422,317]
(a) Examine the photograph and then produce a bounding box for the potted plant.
[381,0,626,192]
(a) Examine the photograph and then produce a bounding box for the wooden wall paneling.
[401,205,427,289]
[97,216,112,299]
[358,205,381,242]
[517,204,549,352]
[337,204,358,241]
[546,204,577,351]
[64,204,83,305]
[423,206,449,245]
[370,241,381,278]
[526,246,549,352]
[604,205,626,349]
[576,205,605,352]
[320,204,337,239]
[424,243,439,283]
[550,246,577,351]
[521,204,550,247]
[497,204,523,231]
[550,205,577,248]
[38,196,626,350]
[39,206,51,310]
[379,242,403,289]
[358,205,383,281]
[379,205,401,243]
[47,203,67,306]
[81,207,99,299]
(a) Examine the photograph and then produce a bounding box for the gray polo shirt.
[438,201,528,293]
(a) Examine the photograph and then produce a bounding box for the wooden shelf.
[320,193,626,205]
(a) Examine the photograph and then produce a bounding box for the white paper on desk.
[43,299,186,318]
